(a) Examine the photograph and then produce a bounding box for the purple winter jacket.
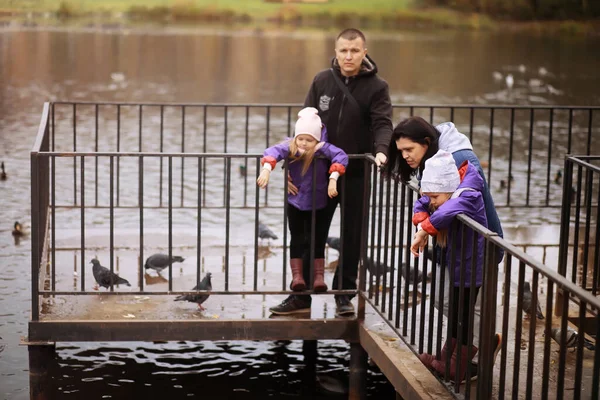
[412,161,488,287]
[262,135,348,211]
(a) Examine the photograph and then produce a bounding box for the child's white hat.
[421,150,460,193]
[294,107,322,142]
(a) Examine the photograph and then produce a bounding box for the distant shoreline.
[0,6,598,37]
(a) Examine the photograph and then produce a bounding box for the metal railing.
[31,101,600,398]
[360,164,600,399]
[47,101,600,209]
[31,102,364,322]
[558,155,600,311]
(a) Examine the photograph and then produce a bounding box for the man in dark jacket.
[269,28,393,317]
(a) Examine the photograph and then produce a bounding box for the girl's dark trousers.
[450,286,480,345]
[287,203,329,264]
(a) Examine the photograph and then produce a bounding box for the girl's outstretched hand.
[328,179,338,198]
[257,169,270,189]
[410,230,429,257]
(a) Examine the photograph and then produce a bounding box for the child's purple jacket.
[262,136,348,211]
[412,161,488,287]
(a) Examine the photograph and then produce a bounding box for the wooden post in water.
[28,343,56,400]
[302,340,317,396]
[349,342,367,400]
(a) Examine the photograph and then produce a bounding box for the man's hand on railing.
[375,152,387,170]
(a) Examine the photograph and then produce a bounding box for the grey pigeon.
[399,262,425,283]
[174,272,212,310]
[144,254,185,273]
[522,282,544,319]
[363,257,392,276]
[364,258,426,282]
[550,327,595,350]
[258,222,278,240]
[91,258,131,289]
[327,236,341,252]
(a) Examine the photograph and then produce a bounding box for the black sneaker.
[269,295,311,315]
[335,296,355,317]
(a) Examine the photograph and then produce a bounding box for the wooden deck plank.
[29,318,357,342]
[359,323,453,400]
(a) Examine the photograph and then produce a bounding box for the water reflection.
[52,340,393,399]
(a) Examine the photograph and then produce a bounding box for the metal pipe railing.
[45,102,599,209]
[30,101,600,399]
[361,164,600,399]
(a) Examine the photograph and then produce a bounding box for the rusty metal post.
[349,342,367,400]
[556,156,574,317]
[28,343,56,400]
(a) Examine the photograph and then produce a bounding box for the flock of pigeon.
[87,222,279,311]
[90,254,212,310]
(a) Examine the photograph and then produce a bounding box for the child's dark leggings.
[287,204,329,259]
[450,286,480,345]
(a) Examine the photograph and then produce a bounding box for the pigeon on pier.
[522,281,544,320]
[363,257,392,276]
[399,262,426,283]
[550,327,595,350]
[258,222,278,241]
[91,258,131,289]
[144,254,185,274]
[326,236,341,252]
[174,272,212,310]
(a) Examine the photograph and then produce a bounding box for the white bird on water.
[539,67,548,76]
[518,64,527,73]
[111,72,125,82]
[505,74,514,89]
[529,78,543,87]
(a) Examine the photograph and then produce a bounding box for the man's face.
[335,37,367,77]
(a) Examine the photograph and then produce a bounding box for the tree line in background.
[421,0,599,19]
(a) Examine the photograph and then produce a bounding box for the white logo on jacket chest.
[319,95,332,111]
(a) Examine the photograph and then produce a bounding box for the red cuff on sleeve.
[412,211,429,226]
[329,163,346,175]
[421,218,439,236]
[458,160,468,182]
[261,156,277,170]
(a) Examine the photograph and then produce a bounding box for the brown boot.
[432,343,478,382]
[313,258,328,292]
[290,258,306,291]
[419,338,456,369]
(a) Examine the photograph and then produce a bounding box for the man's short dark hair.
[336,28,366,45]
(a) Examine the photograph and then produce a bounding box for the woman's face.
[395,137,429,169]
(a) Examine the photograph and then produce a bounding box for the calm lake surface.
[0,26,599,399]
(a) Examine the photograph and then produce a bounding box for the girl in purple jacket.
[409,149,488,383]
[257,107,348,296]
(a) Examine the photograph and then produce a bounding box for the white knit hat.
[420,150,460,193]
[294,107,322,142]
